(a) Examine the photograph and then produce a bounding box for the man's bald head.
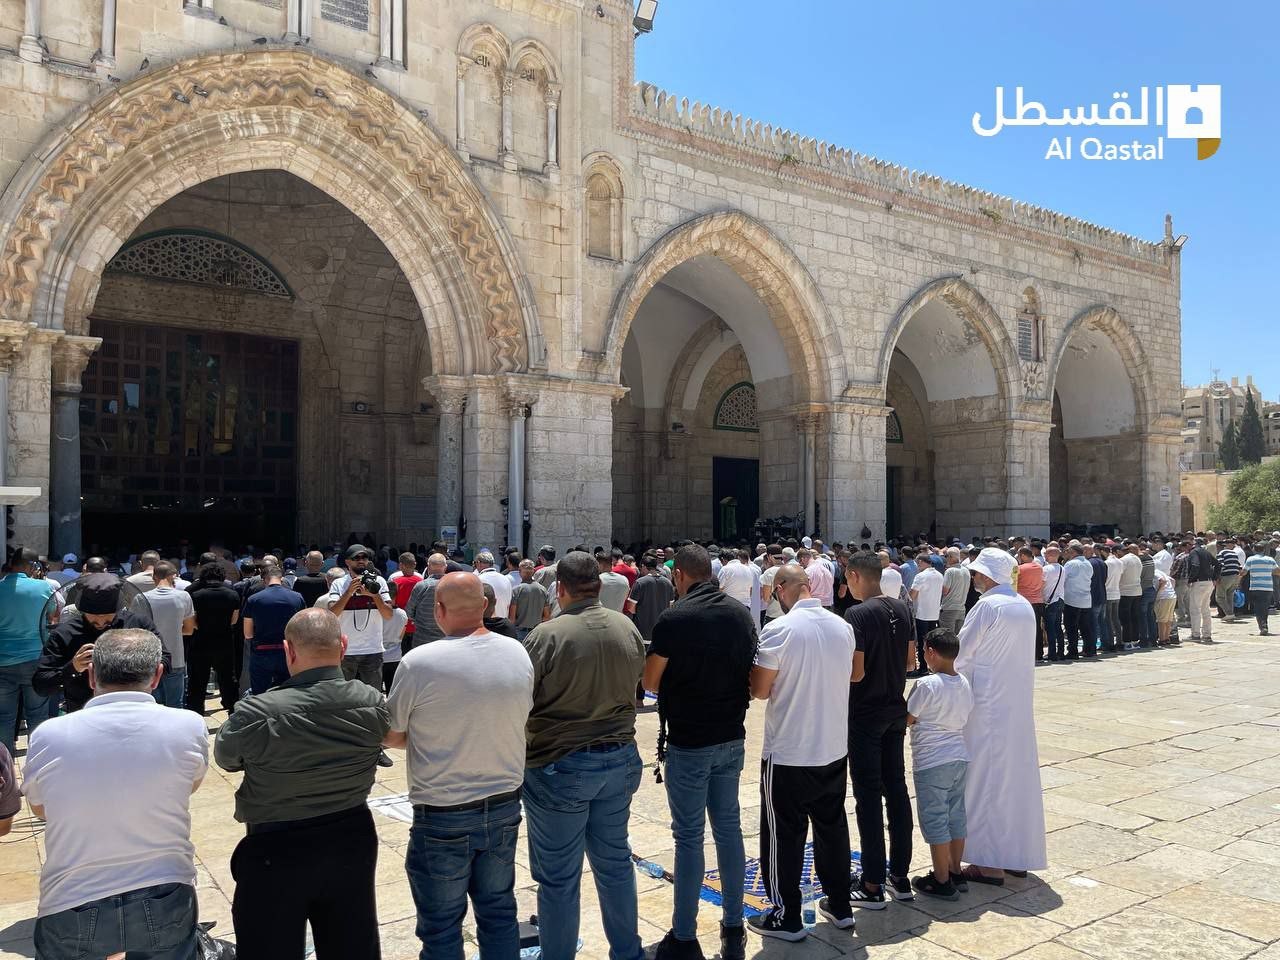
[435,571,487,636]
[771,561,812,614]
[283,608,345,673]
[427,553,448,576]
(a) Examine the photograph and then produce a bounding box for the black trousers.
[1030,602,1046,659]
[914,619,938,669]
[186,642,238,714]
[1064,605,1095,658]
[1250,591,1272,632]
[848,713,912,886]
[1118,595,1140,648]
[231,807,381,960]
[759,756,851,922]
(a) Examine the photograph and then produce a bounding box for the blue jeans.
[1141,586,1157,645]
[34,882,198,960]
[406,796,521,960]
[1092,603,1111,650]
[664,740,745,940]
[1044,601,1064,659]
[523,742,644,960]
[0,658,50,755]
[154,667,186,708]
[913,760,968,845]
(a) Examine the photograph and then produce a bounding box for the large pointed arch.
[1045,304,1155,428]
[0,48,541,375]
[877,275,1022,413]
[602,211,843,404]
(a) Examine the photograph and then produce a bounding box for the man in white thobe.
[955,547,1047,882]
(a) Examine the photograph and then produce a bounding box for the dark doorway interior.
[886,466,901,540]
[80,318,299,551]
[712,456,759,543]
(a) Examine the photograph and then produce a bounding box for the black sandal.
[958,866,1004,886]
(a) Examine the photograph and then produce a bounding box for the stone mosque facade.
[0,0,1183,558]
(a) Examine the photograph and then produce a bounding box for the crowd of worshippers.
[0,524,1275,959]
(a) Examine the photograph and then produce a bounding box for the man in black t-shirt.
[291,550,330,608]
[843,550,916,908]
[644,544,756,960]
[187,559,242,713]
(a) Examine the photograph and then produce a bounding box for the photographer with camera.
[326,545,394,767]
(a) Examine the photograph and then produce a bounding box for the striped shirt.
[1244,554,1278,592]
[1217,551,1242,578]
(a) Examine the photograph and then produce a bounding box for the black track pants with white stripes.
[759,755,852,920]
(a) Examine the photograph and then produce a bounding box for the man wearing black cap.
[326,545,394,690]
[33,573,160,713]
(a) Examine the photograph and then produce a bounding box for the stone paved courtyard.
[2,617,1279,960]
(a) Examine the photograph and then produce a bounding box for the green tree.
[1207,459,1280,532]
[1219,420,1241,470]
[1238,391,1266,464]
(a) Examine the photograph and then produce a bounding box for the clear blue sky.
[634,0,1278,400]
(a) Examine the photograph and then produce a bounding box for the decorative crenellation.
[631,82,1167,264]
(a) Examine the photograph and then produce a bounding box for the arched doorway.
[1047,307,1150,536]
[604,213,839,547]
[881,278,1018,541]
[0,49,540,555]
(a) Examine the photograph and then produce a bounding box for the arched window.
[886,409,903,443]
[585,162,623,261]
[105,229,293,299]
[1018,286,1042,362]
[713,382,759,433]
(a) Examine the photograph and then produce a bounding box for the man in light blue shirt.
[1243,547,1277,636]
[1062,545,1096,659]
[0,548,58,754]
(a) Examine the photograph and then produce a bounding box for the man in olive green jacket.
[214,607,389,960]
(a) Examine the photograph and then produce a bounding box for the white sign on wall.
[1159,484,1172,502]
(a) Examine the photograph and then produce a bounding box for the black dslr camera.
[358,569,381,592]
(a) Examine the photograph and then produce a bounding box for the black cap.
[345,544,372,560]
[77,572,123,615]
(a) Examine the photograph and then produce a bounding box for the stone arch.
[457,21,511,65]
[584,157,625,262]
[1045,304,1154,428]
[0,49,540,375]
[457,23,509,164]
[603,211,842,404]
[509,37,561,85]
[877,274,1021,413]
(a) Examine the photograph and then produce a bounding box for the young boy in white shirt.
[906,628,974,900]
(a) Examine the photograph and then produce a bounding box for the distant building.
[1180,376,1263,470]
[1265,400,1280,457]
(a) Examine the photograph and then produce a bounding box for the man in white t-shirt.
[24,628,208,958]
[909,563,944,675]
[326,544,393,689]
[748,563,857,940]
[718,550,756,609]
[760,549,785,623]
[474,551,514,619]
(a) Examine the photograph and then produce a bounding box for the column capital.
[456,55,471,79]
[501,71,516,94]
[0,320,37,374]
[422,375,469,414]
[544,82,561,106]
[51,335,101,393]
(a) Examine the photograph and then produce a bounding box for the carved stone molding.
[50,334,102,393]
[1021,359,1046,400]
[0,49,530,373]
[0,320,36,374]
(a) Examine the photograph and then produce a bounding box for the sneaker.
[719,923,746,960]
[886,874,916,901]
[950,871,968,892]
[911,873,960,900]
[653,930,705,960]
[377,750,394,768]
[746,909,806,941]
[817,897,856,929]
[849,880,888,910]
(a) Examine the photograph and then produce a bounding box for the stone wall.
[1062,435,1143,534]
[1179,469,1233,533]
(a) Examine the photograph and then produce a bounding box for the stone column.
[524,380,623,553]
[183,0,216,19]
[19,0,43,61]
[48,335,100,558]
[1005,414,1052,540]
[500,71,518,171]
[91,0,117,70]
[455,57,470,161]
[285,0,310,42]
[1140,421,1184,533]
[503,387,536,553]
[376,0,404,67]
[425,377,468,544]
[794,413,819,535]
[543,84,560,179]
[824,401,887,545]
[0,322,36,561]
